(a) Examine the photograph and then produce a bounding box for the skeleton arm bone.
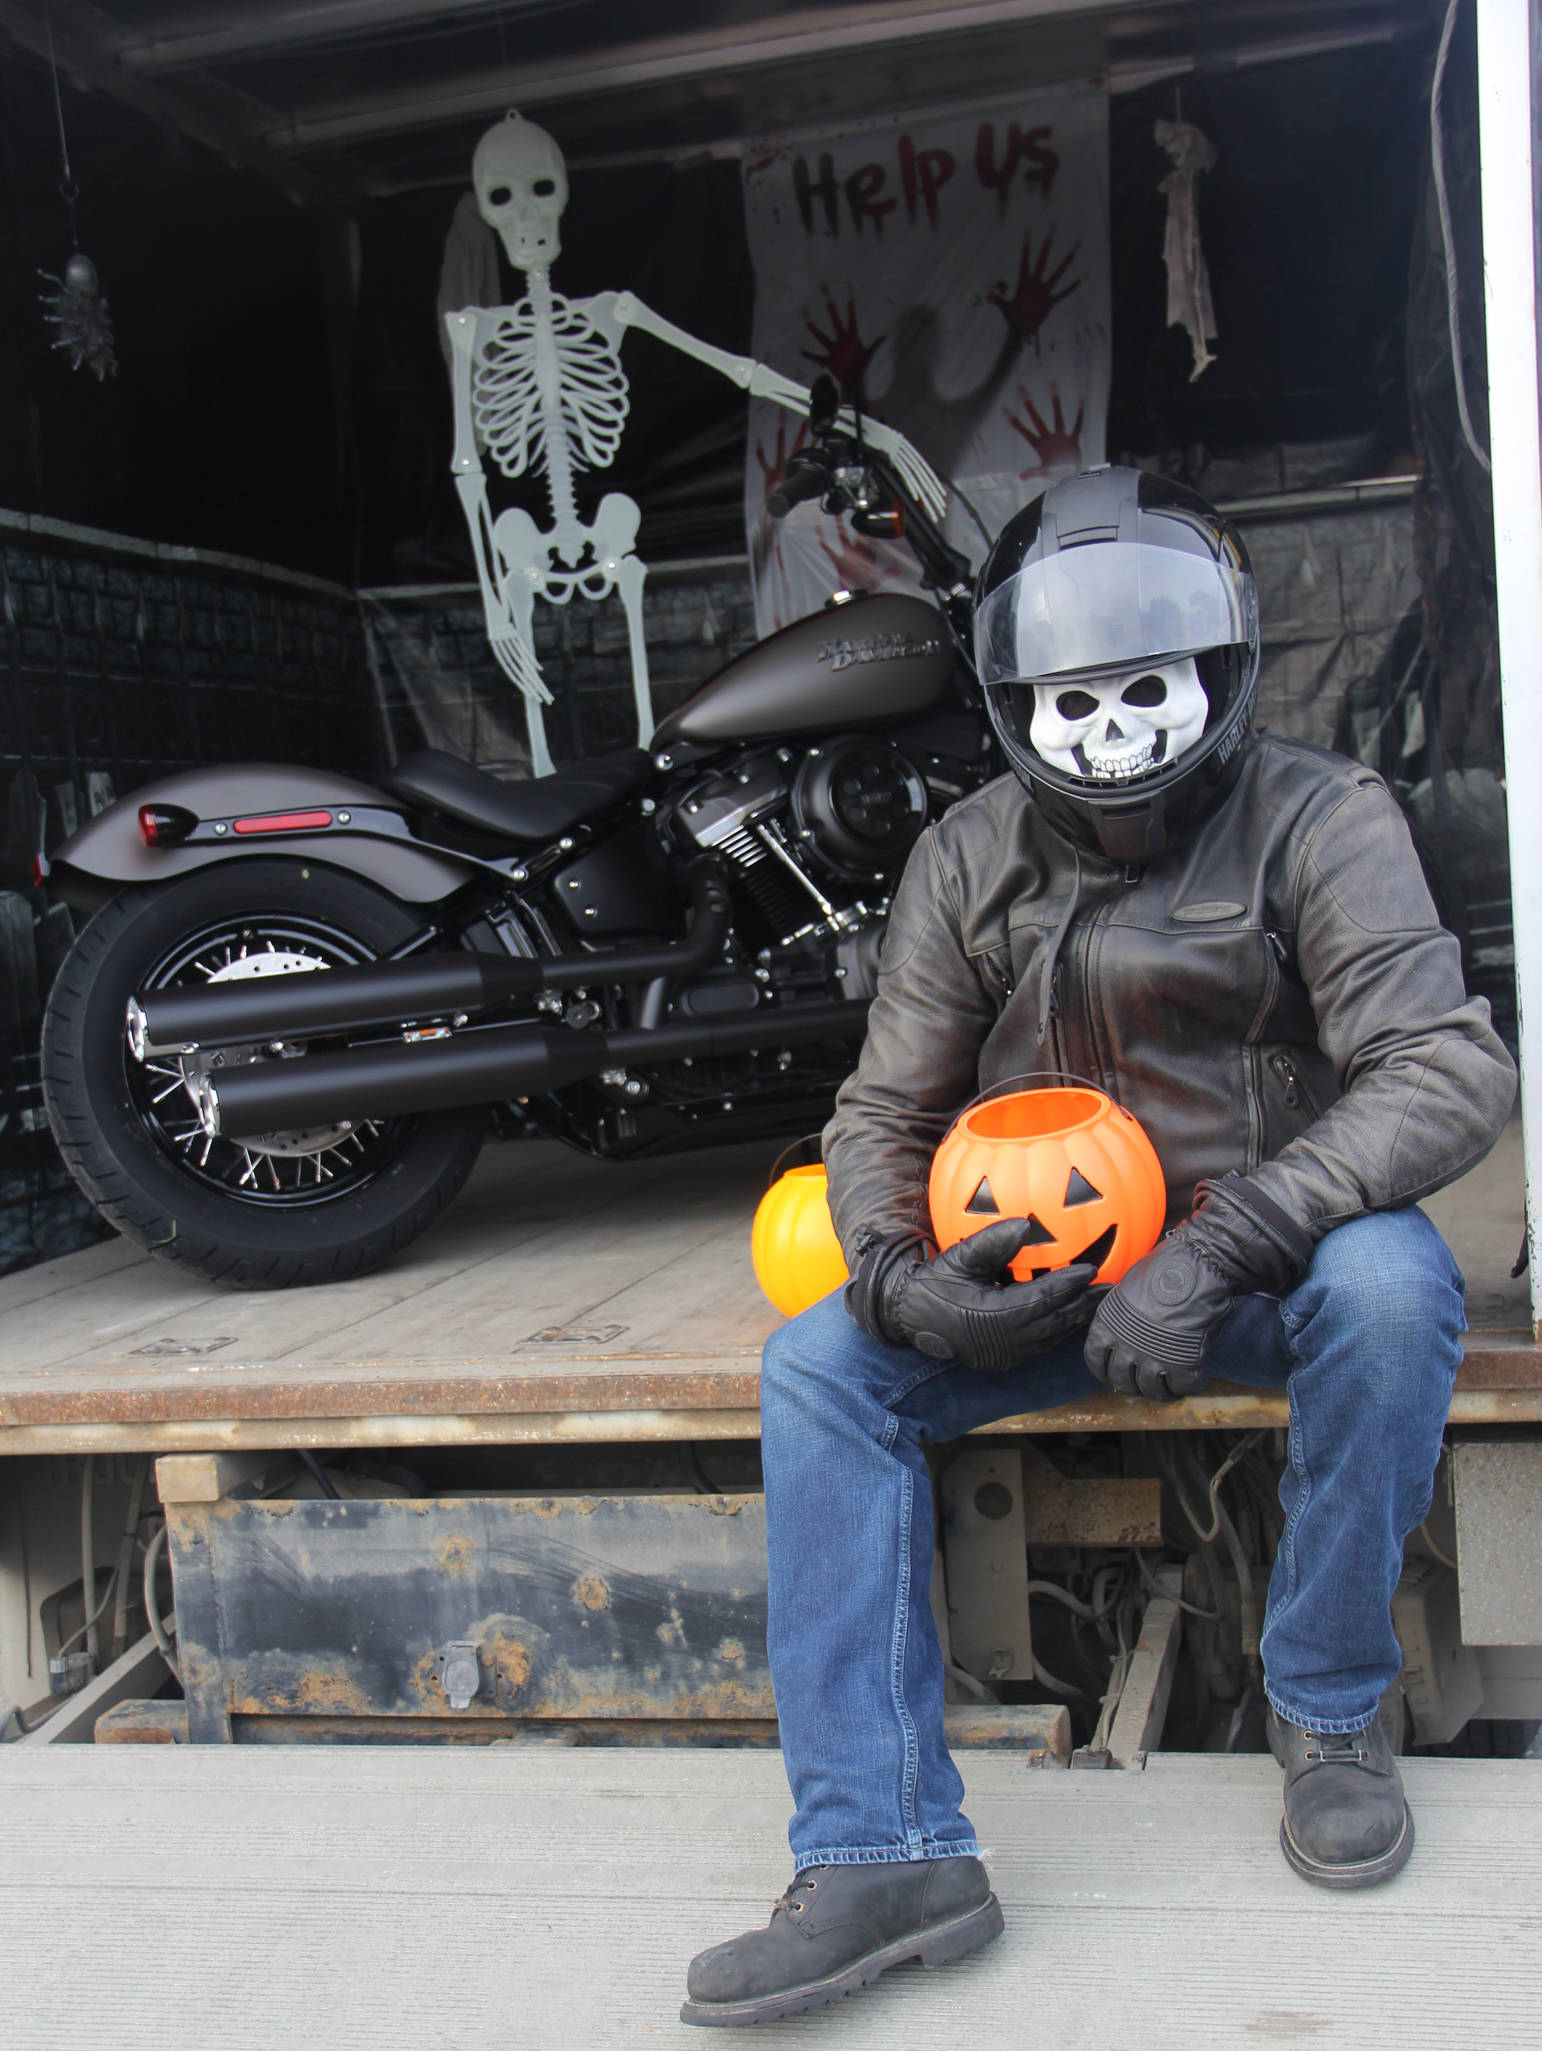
[445,309,553,707]
[445,310,512,625]
[589,291,949,523]
[451,467,555,708]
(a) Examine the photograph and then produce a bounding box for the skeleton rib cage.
[470,294,631,485]
[449,110,950,780]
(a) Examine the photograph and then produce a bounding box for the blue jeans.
[760,1208,1465,1870]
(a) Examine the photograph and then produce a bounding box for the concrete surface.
[1,1745,1538,2051]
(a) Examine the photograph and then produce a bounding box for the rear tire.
[41,860,487,1289]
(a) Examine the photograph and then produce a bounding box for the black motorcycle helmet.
[974,465,1261,863]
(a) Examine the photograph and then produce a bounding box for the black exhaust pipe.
[129,865,731,1059]
[201,1000,870,1140]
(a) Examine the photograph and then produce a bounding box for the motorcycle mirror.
[808,373,840,435]
[850,505,905,540]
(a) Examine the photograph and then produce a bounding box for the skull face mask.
[474,113,569,271]
[1027,657,1209,784]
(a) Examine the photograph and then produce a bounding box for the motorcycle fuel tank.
[652,593,952,750]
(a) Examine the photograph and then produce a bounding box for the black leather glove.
[1084,1174,1314,1402]
[846,1217,1099,1373]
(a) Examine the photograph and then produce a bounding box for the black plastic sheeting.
[1243,492,1513,1043]
[1246,498,1420,751]
[362,571,759,778]
[1107,39,1431,470]
[0,536,371,1276]
[1404,4,1501,780]
[0,60,351,583]
[1114,9,1514,1046]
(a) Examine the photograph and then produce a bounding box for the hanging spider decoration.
[38,253,118,381]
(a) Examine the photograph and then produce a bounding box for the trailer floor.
[2,1745,1538,2050]
[0,1115,1535,1456]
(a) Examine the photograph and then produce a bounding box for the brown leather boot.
[681,1855,1003,2027]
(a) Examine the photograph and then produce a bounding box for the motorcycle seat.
[380,747,651,844]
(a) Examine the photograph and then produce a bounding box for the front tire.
[41,860,487,1289]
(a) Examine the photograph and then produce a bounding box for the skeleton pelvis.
[493,493,642,598]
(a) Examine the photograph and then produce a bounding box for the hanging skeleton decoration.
[446,112,945,777]
[1029,657,1209,784]
[38,253,117,381]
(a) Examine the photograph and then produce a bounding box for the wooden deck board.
[0,1120,1533,1454]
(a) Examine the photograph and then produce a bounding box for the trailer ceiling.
[2,0,1425,203]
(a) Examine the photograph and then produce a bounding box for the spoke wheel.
[42,859,487,1289]
[130,918,404,1205]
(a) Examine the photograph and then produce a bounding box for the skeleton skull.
[474,113,569,271]
[1028,657,1209,783]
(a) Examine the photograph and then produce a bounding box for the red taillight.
[138,804,197,847]
[31,853,49,888]
[231,809,334,836]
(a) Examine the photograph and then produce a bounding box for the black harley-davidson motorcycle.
[39,384,994,1287]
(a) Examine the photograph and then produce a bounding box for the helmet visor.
[975,539,1258,686]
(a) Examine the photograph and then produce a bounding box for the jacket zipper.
[1239,931,1286,1171]
[1047,960,1066,1075]
[1260,933,1318,1120]
[1074,873,1141,1091]
[1269,1052,1301,1108]
[1268,1050,1320,1118]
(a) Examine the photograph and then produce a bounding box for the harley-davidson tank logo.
[817,632,943,672]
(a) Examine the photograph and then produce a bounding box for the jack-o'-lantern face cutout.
[929,1087,1166,1286]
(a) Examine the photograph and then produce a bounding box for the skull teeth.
[1072,733,1167,782]
[1090,742,1155,780]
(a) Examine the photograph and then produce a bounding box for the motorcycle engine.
[672,738,930,1002]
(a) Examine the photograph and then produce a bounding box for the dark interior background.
[0,32,1444,582]
[0,7,1509,1275]
[0,58,351,578]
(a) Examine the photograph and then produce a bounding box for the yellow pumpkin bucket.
[751,1151,849,1317]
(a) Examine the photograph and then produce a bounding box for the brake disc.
[176,948,358,1159]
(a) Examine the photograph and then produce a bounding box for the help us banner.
[741,84,1110,635]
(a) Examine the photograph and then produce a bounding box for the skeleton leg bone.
[501,576,554,777]
[490,505,556,775]
[583,493,653,750]
[614,550,654,749]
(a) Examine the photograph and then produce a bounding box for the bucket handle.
[951,1069,1109,1126]
[765,1133,826,1188]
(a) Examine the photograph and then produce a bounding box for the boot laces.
[776,1871,824,1917]
[1304,1731,1369,1765]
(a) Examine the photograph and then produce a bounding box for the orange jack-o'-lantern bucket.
[751,1142,850,1317]
[929,1081,1166,1287]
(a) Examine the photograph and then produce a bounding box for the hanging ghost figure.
[1029,657,1209,784]
[1155,118,1219,382]
[446,113,946,777]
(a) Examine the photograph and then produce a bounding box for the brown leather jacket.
[824,733,1516,1262]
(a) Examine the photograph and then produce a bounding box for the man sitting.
[681,467,1515,2029]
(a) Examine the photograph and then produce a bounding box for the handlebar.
[766,456,830,520]
[766,416,976,633]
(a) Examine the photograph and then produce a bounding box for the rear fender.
[48,763,481,910]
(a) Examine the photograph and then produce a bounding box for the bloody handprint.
[754,413,810,508]
[817,520,897,594]
[801,288,888,399]
[1005,384,1085,477]
[988,230,1084,354]
[751,416,812,584]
